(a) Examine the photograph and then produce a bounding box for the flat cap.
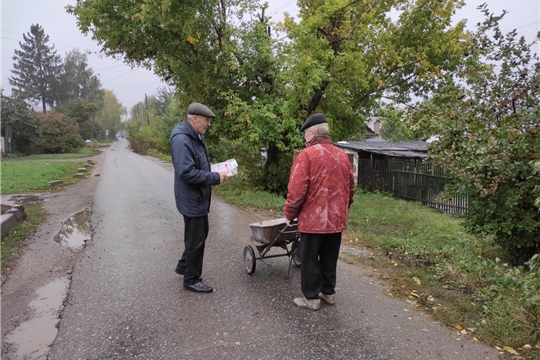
[300,113,327,132]
[187,102,216,118]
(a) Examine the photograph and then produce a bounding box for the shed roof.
[335,139,429,158]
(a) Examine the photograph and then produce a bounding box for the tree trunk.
[42,97,47,114]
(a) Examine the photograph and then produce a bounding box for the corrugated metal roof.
[335,139,429,158]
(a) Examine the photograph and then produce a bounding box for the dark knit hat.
[187,102,216,118]
[300,113,327,132]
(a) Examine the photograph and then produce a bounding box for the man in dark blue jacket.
[170,102,228,293]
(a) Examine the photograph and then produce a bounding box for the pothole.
[53,209,92,248]
[4,277,69,360]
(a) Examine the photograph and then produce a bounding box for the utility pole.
[145,93,150,125]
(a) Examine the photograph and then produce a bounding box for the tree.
[425,6,540,262]
[57,49,104,106]
[378,105,416,141]
[68,0,471,194]
[1,91,41,153]
[154,87,174,117]
[96,90,126,139]
[58,98,99,140]
[33,111,85,153]
[9,24,63,113]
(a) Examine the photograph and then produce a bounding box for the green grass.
[213,168,285,215]
[1,204,47,277]
[3,146,100,160]
[147,148,172,163]
[1,161,89,194]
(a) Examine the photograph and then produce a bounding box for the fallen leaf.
[412,277,421,285]
[460,329,467,335]
[455,337,461,341]
[223,332,228,336]
[453,324,463,330]
[473,337,478,342]
[522,344,532,350]
[503,346,518,355]
[235,342,241,345]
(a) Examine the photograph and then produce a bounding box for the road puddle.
[54,209,92,247]
[4,277,69,359]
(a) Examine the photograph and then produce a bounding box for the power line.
[102,69,138,83]
[94,64,125,72]
[515,21,540,30]
[120,81,162,91]
[268,0,296,16]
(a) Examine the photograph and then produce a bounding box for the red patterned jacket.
[284,136,355,233]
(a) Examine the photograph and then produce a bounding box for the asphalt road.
[48,139,499,360]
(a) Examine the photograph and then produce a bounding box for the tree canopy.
[9,24,63,113]
[1,91,41,153]
[58,49,104,106]
[68,0,471,193]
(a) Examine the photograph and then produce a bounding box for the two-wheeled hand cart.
[243,218,301,275]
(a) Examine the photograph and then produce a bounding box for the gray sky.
[1,0,538,112]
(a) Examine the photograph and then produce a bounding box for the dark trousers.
[177,215,209,285]
[299,232,342,299]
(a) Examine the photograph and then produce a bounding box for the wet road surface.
[48,139,498,359]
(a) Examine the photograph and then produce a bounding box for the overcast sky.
[1,0,538,112]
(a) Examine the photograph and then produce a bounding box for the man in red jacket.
[284,113,355,310]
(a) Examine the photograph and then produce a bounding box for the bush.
[33,111,85,153]
[426,7,540,263]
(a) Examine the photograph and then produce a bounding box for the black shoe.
[175,267,185,275]
[183,282,213,293]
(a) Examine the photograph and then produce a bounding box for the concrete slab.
[1,214,18,237]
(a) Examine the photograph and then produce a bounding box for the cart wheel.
[292,241,301,267]
[243,245,256,275]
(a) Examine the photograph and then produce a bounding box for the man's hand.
[219,171,228,184]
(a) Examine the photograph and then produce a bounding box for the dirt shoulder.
[1,151,104,358]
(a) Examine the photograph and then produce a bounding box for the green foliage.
[283,0,469,141]
[68,0,470,195]
[0,160,87,193]
[57,49,103,106]
[33,111,85,153]
[1,91,41,153]
[533,161,540,210]
[96,90,126,139]
[378,105,420,141]
[425,6,540,262]
[58,98,99,140]
[8,24,63,113]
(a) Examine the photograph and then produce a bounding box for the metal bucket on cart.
[243,218,300,275]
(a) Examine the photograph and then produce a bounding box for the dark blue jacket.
[170,121,220,217]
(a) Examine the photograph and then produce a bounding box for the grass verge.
[3,146,100,160]
[1,161,89,194]
[1,204,47,278]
